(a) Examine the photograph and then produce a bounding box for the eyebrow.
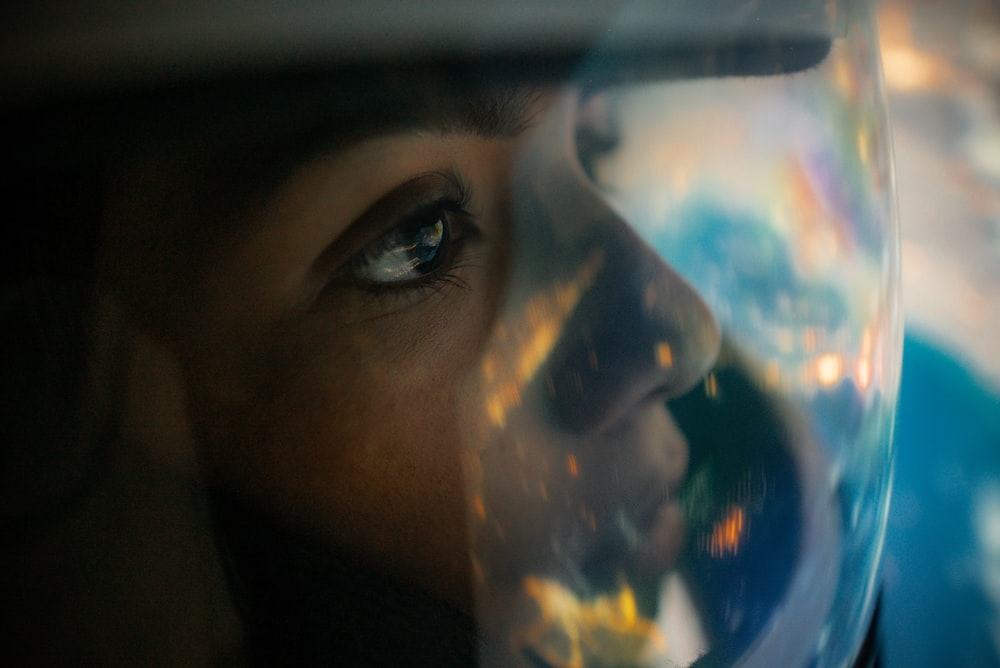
[104,69,545,232]
[310,78,542,150]
[225,78,542,199]
[437,85,542,139]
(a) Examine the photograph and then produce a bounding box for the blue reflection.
[652,202,848,351]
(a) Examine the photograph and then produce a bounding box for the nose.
[515,92,721,435]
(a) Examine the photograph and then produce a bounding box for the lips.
[575,399,691,595]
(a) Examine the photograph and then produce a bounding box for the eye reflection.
[351,212,450,283]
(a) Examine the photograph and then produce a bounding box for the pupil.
[413,219,444,269]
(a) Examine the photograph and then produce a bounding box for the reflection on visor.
[518,577,665,668]
[497,356,813,668]
[483,251,606,429]
[469,2,897,667]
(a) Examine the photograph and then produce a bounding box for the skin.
[163,132,516,613]
[106,86,722,659]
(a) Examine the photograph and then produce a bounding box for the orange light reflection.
[483,251,605,427]
[706,506,746,558]
[656,342,674,369]
[878,5,956,92]
[567,454,579,478]
[517,577,666,668]
[815,353,844,387]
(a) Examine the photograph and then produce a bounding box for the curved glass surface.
[467,2,900,666]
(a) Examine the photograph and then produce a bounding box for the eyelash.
[339,185,478,301]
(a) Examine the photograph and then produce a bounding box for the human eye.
[330,171,480,297]
[348,203,466,287]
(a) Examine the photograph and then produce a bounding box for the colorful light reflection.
[517,577,666,668]
[482,251,605,428]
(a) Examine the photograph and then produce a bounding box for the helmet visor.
[466,1,898,666]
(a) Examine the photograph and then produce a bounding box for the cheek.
[292,370,471,591]
[192,295,495,610]
[474,416,580,584]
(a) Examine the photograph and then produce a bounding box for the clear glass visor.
[466,2,899,667]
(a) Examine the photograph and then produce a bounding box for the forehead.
[89,65,543,217]
[97,68,548,282]
[144,64,543,147]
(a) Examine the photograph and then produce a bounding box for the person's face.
[134,83,720,641]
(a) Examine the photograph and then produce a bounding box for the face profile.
[467,90,723,664]
[101,71,725,664]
